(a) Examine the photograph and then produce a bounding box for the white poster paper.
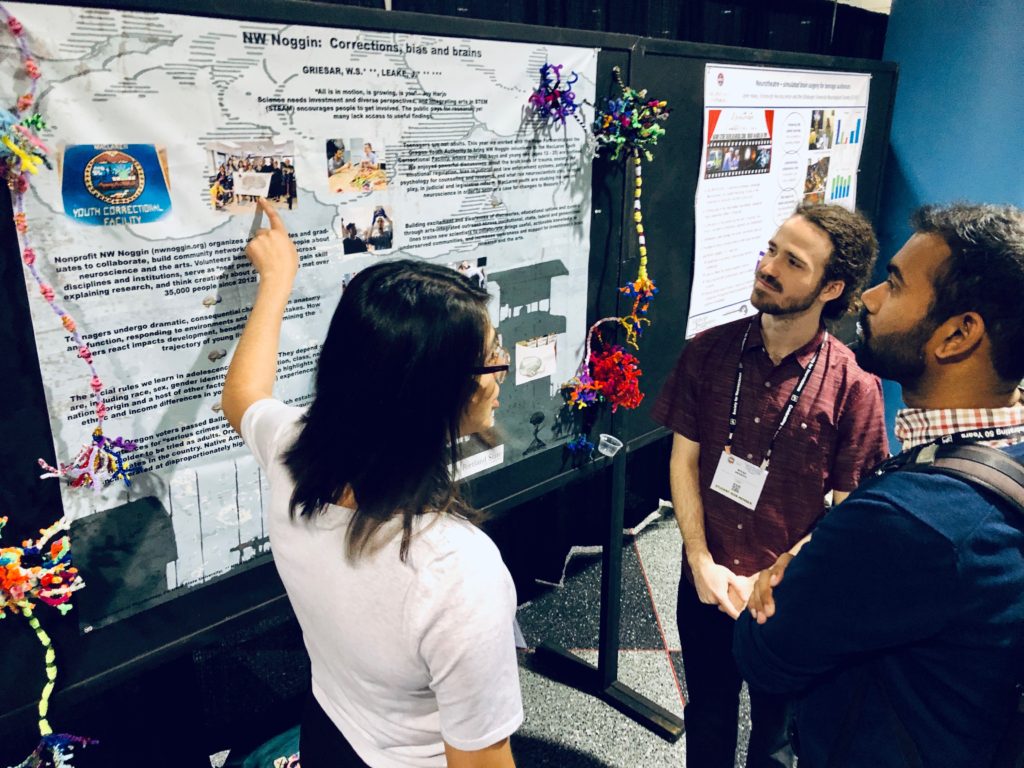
[4,2,597,624]
[688,64,871,337]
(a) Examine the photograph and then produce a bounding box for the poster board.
[0,1,897,741]
[689,64,872,336]
[4,0,600,628]
[612,40,897,447]
[0,0,631,737]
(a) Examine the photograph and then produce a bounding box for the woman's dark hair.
[913,203,1024,384]
[283,259,491,560]
[795,203,879,320]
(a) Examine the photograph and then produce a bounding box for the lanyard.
[935,423,1024,446]
[872,422,1024,478]
[724,319,828,469]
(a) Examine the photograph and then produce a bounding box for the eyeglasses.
[471,346,510,384]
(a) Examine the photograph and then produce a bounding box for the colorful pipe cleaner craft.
[592,66,671,163]
[1,516,95,767]
[594,65,669,349]
[0,3,140,490]
[527,62,598,160]
[618,152,659,350]
[561,317,644,414]
[560,67,669,427]
[528,63,583,127]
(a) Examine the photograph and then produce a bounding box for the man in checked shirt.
[652,204,889,768]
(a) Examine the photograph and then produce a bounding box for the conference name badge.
[710,451,767,510]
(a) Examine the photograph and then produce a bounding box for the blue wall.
[875,0,1024,446]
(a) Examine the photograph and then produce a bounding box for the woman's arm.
[222,199,299,434]
[444,738,515,768]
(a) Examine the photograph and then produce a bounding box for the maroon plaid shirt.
[652,315,889,578]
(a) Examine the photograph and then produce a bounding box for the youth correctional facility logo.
[84,149,145,204]
[62,144,172,226]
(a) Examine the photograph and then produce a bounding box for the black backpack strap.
[906,442,1024,516]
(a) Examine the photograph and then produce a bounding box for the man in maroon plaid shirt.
[653,204,889,768]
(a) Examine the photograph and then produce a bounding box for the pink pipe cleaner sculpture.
[1,3,139,490]
[527,62,598,160]
[529,63,582,127]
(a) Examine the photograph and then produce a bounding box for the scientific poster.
[4,2,597,625]
[688,64,870,336]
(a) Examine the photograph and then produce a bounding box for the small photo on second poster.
[803,156,830,204]
[809,109,836,150]
[326,138,387,193]
[341,205,394,255]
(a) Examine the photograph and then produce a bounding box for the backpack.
[891,442,1024,768]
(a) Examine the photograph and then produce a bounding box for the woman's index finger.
[258,198,287,231]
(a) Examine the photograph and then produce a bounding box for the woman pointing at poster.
[223,199,520,768]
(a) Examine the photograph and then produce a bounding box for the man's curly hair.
[795,203,878,320]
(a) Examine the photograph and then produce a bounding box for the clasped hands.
[691,551,793,623]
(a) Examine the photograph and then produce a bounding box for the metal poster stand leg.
[532,445,684,742]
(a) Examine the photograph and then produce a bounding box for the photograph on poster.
[447,256,488,290]
[205,139,297,213]
[326,137,387,193]
[340,204,394,254]
[704,140,772,178]
[60,144,172,226]
[515,333,557,385]
[706,148,724,174]
[366,205,394,251]
[803,156,830,203]
[808,109,836,150]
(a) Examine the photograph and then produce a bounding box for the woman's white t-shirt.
[241,398,523,767]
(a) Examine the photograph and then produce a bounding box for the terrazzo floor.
[512,506,753,768]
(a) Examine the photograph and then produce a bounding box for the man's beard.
[750,271,822,316]
[854,308,935,387]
